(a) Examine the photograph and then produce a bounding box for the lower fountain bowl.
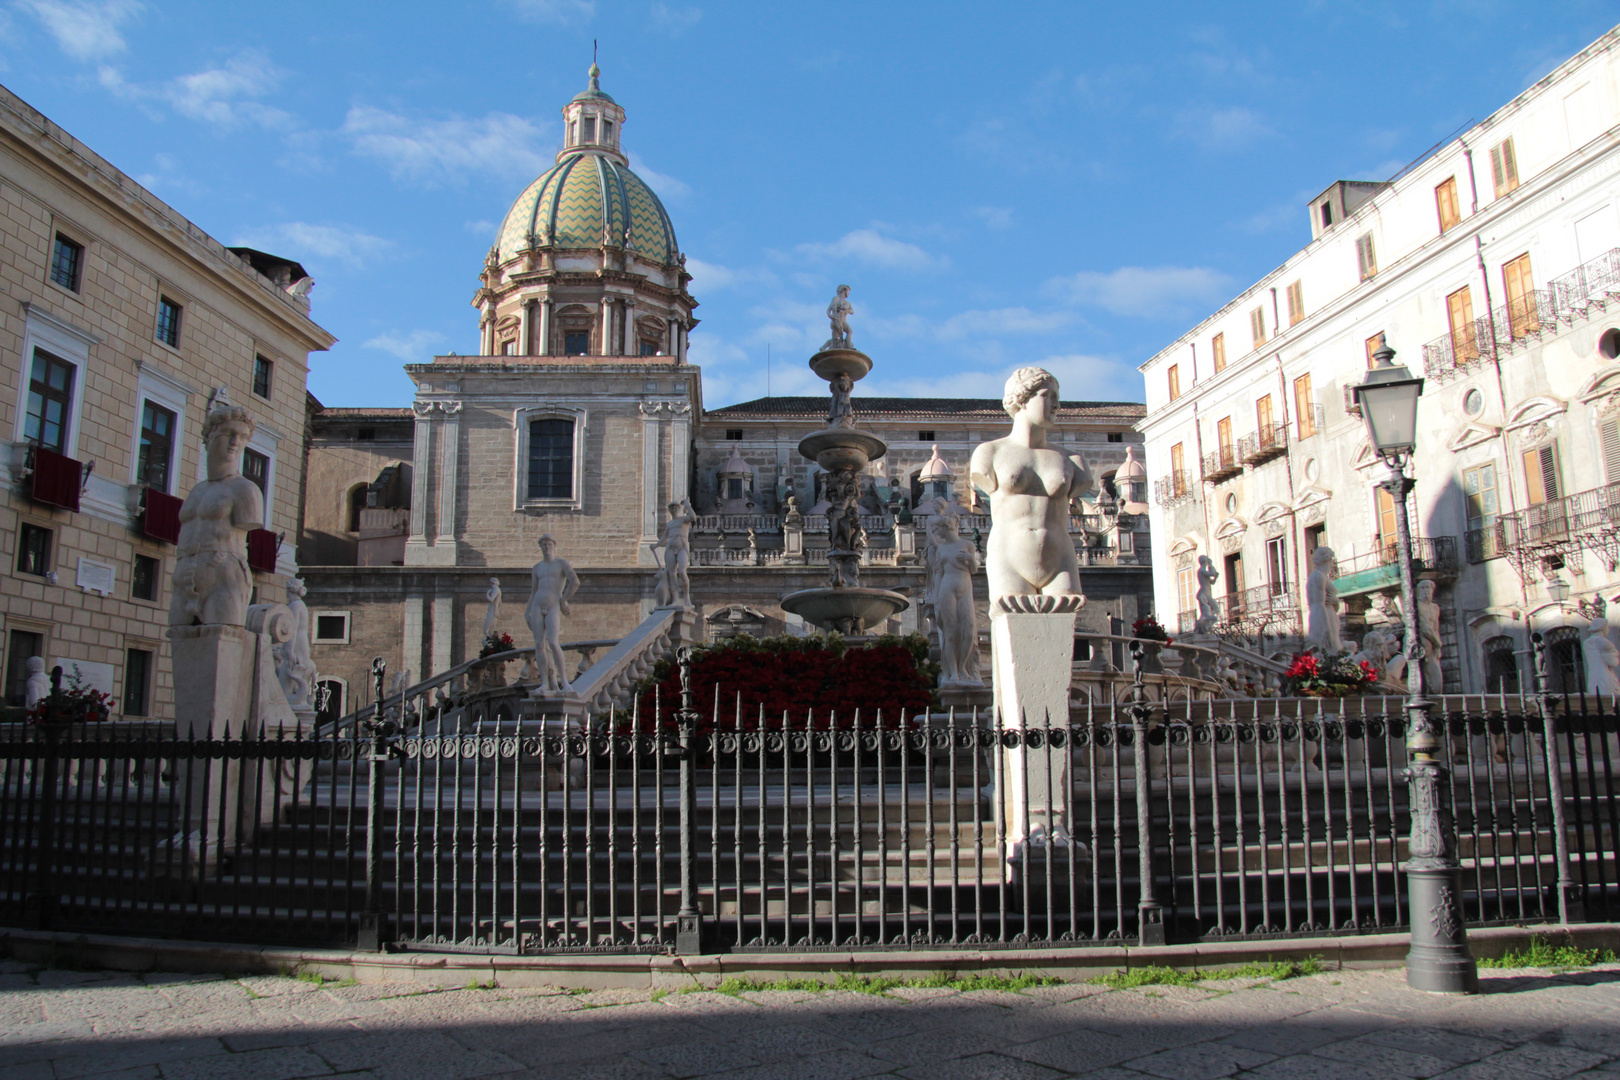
[780,587,910,635]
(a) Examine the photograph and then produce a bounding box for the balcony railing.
[1155,472,1195,508]
[1238,422,1288,466]
[1466,516,1518,564]
[1423,246,1620,383]
[1202,446,1242,483]
[1215,582,1299,635]
[1333,536,1458,597]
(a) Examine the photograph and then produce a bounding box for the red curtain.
[246,528,279,573]
[29,446,81,511]
[140,489,183,544]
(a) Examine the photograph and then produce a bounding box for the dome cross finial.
[589,40,600,90]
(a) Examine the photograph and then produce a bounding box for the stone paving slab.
[0,963,1617,1079]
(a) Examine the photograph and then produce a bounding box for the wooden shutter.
[1375,487,1399,559]
[1436,177,1461,232]
[1357,234,1377,280]
[1491,139,1519,197]
[1251,307,1266,347]
[1256,394,1273,433]
[1602,418,1620,483]
[1286,281,1304,325]
[1212,333,1226,372]
[1171,442,1185,493]
[1167,363,1180,400]
[1502,253,1537,336]
[1524,445,1560,505]
[1217,417,1233,454]
[1294,374,1314,437]
[1446,287,1477,360]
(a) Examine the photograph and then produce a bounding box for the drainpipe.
[1270,287,1280,339]
[1276,355,1302,591]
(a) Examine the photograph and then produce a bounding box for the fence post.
[356,657,399,951]
[1128,641,1165,945]
[1530,634,1585,924]
[673,646,707,954]
[23,715,61,930]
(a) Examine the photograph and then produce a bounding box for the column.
[404,401,436,559]
[431,594,454,676]
[539,299,553,356]
[600,298,613,356]
[433,402,462,562]
[639,401,663,566]
[623,296,637,355]
[518,300,533,356]
[676,323,687,365]
[402,594,426,689]
[670,402,692,505]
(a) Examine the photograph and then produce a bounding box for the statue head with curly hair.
[201,405,255,481]
[1001,366,1060,419]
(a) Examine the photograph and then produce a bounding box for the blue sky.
[1,1,1615,409]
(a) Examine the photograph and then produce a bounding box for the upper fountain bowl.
[798,428,887,471]
[808,346,873,383]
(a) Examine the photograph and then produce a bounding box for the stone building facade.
[0,84,335,717]
[1138,26,1620,694]
[298,67,1155,717]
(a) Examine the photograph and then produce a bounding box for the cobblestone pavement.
[2,959,1619,1080]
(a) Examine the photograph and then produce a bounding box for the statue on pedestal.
[24,656,49,708]
[482,577,502,639]
[170,403,262,628]
[826,284,854,348]
[275,577,316,711]
[1194,555,1220,633]
[927,512,982,687]
[828,371,854,428]
[1303,546,1342,653]
[969,367,1094,608]
[1583,618,1620,698]
[526,534,580,692]
[653,500,694,607]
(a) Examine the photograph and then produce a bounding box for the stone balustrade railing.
[569,606,700,715]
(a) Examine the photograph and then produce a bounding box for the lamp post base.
[1404,862,1479,993]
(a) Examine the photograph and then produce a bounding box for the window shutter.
[1502,138,1518,189]
[1540,445,1560,501]
[1603,419,1620,483]
[1523,449,1546,505]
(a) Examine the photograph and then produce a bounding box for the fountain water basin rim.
[780,587,910,633]
[808,347,873,382]
[798,428,887,471]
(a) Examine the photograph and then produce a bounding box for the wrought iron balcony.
[1215,581,1299,636]
[1202,446,1242,483]
[1333,536,1459,597]
[1238,422,1288,466]
[1155,472,1196,508]
[1423,246,1620,383]
[1466,517,1518,564]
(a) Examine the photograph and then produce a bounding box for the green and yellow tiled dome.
[496,153,679,266]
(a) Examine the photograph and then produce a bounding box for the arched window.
[1545,626,1585,695]
[346,484,368,533]
[1483,635,1519,695]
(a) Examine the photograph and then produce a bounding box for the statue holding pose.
[1303,546,1342,653]
[653,500,694,606]
[969,367,1094,607]
[1584,618,1620,698]
[826,283,854,348]
[1194,555,1220,633]
[1416,579,1444,693]
[24,656,49,708]
[828,371,854,428]
[928,513,982,687]
[171,403,262,628]
[275,577,316,710]
[482,577,502,639]
[526,535,580,692]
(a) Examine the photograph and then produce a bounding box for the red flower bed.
[631,633,937,732]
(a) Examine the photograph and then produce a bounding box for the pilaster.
[670,401,691,505]
[539,298,552,356]
[639,401,662,566]
[402,594,425,687]
[404,401,435,559]
[434,402,461,559]
[431,593,454,676]
[519,301,533,356]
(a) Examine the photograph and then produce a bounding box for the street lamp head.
[1353,334,1425,459]
[1547,573,1571,604]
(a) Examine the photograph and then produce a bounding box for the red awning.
[246,528,279,573]
[29,445,81,512]
[140,488,183,544]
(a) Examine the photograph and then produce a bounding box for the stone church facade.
[298,67,1153,718]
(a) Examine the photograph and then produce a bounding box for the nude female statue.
[928,512,983,687]
[170,405,263,627]
[1304,545,1342,653]
[969,367,1094,606]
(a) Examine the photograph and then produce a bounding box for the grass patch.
[692,972,1064,997]
[1479,936,1618,970]
[287,971,356,988]
[1092,956,1325,989]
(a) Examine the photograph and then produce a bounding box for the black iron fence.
[2,659,1616,954]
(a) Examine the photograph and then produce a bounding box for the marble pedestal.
[990,600,1080,866]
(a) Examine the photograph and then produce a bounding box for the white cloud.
[1171,106,1274,152]
[364,329,449,363]
[628,152,691,200]
[685,257,776,294]
[972,206,1014,230]
[650,2,701,33]
[343,106,552,187]
[504,0,594,22]
[464,219,499,237]
[936,307,1071,340]
[233,223,393,269]
[98,50,292,130]
[1044,265,1233,319]
[796,228,946,271]
[862,353,1132,402]
[18,0,139,62]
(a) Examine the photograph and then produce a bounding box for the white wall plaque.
[76,557,115,596]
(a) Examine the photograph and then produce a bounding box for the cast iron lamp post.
[1353,335,1479,995]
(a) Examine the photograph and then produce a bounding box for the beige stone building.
[298,67,1155,718]
[0,83,335,717]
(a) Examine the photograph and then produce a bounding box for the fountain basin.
[781,587,909,634]
[808,347,873,382]
[798,428,887,471]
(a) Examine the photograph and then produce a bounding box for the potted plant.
[1131,615,1173,673]
[476,631,517,689]
[1282,650,1378,698]
[28,668,112,725]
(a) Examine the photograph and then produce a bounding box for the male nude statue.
[654,500,694,606]
[827,284,854,347]
[170,405,263,627]
[526,534,580,692]
[969,367,1094,606]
